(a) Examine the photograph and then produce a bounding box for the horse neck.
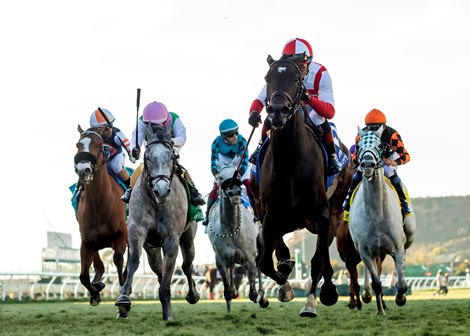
[219,194,241,233]
[270,111,311,169]
[83,166,112,204]
[362,168,387,218]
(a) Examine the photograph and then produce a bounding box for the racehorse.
[257,54,352,317]
[74,125,128,305]
[115,124,199,320]
[349,126,416,315]
[207,160,268,312]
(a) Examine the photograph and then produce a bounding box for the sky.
[1,0,469,272]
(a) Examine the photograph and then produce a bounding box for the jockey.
[202,119,256,226]
[248,37,341,176]
[121,101,205,206]
[89,108,133,189]
[342,108,411,214]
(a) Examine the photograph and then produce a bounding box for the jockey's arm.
[249,84,268,115]
[304,71,335,119]
[172,118,187,148]
[115,129,131,155]
[130,119,146,152]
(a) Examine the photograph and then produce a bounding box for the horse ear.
[375,125,385,137]
[78,124,84,133]
[267,55,274,65]
[357,126,364,137]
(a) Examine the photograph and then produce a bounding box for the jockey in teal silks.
[202,119,256,226]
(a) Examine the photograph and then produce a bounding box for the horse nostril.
[360,163,365,168]
[84,167,92,174]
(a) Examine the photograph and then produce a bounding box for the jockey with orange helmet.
[248,37,341,176]
[121,101,205,206]
[342,108,411,214]
[88,108,133,188]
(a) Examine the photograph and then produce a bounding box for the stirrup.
[327,156,341,176]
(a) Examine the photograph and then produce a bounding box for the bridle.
[144,138,177,192]
[357,131,384,179]
[265,59,307,122]
[74,130,106,173]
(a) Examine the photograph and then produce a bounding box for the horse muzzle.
[152,180,171,204]
[75,162,94,183]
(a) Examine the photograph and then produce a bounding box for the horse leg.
[345,253,362,310]
[393,248,408,306]
[275,240,294,277]
[179,224,200,304]
[145,246,163,282]
[115,230,144,318]
[216,258,234,313]
[245,260,258,303]
[317,215,338,307]
[259,217,287,285]
[361,254,385,315]
[112,236,127,287]
[362,266,373,304]
[79,246,102,306]
[159,238,179,320]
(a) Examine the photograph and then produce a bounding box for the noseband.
[74,130,106,172]
[358,132,384,176]
[266,60,307,120]
[144,139,177,191]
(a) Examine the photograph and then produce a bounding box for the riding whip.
[229,126,257,188]
[135,88,141,150]
[97,107,131,157]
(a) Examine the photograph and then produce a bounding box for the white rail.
[1,271,469,301]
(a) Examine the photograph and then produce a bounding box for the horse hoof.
[395,294,406,306]
[259,298,269,309]
[347,299,356,309]
[90,294,101,306]
[362,294,372,304]
[116,305,130,319]
[319,283,338,306]
[277,282,294,302]
[92,281,105,292]
[186,293,200,305]
[299,306,317,318]
[277,259,295,277]
[115,294,132,307]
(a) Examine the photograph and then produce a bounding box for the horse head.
[264,54,307,129]
[217,160,242,205]
[144,123,177,204]
[74,125,106,183]
[357,125,385,180]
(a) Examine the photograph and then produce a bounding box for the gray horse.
[207,161,268,313]
[349,126,416,315]
[115,124,199,320]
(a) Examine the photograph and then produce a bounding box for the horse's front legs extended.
[159,239,179,320]
[394,248,408,306]
[115,231,144,318]
[362,254,385,315]
[79,246,104,306]
[179,227,200,304]
[216,259,234,313]
[112,236,127,286]
[259,217,287,285]
[245,260,259,302]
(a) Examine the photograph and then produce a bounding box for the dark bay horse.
[74,126,128,305]
[207,161,268,312]
[115,124,199,320]
[258,55,351,317]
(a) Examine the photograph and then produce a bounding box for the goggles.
[222,130,238,138]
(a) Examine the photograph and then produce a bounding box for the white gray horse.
[115,124,199,320]
[349,126,416,315]
[207,160,268,313]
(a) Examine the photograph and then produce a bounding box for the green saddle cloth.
[183,182,204,222]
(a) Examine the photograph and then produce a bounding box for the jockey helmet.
[219,119,239,135]
[143,101,169,124]
[282,38,313,62]
[365,109,387,125]
[90,108,115,128]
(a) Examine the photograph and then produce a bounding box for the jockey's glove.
[249,111,262,128]
[132,147,140,160]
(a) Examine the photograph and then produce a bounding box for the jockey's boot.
[342,171,362,211]
[248,140,262,164]
[71,181,83,201]
[320,120,341,176]
[390,174,411,214]
[328,153,341,176]
[202,198,217,226]
[121,187,132,203]
[189,185,206,206]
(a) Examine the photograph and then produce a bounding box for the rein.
[209,201,243,238]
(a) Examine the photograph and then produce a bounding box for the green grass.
[1,289,469,336]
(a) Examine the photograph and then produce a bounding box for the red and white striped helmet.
[282,38,313,62]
